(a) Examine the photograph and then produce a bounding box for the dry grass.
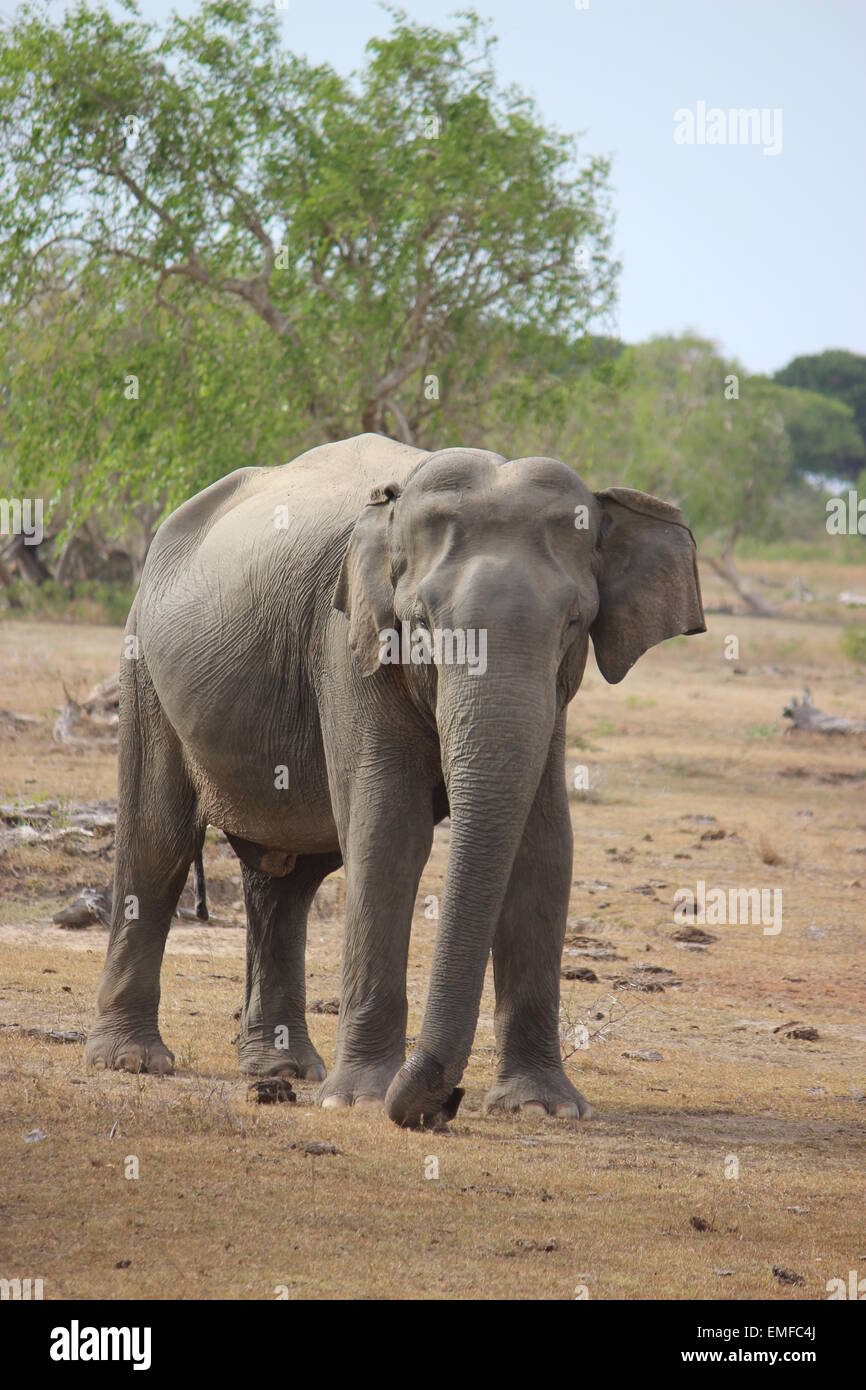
[1,553,865,1300]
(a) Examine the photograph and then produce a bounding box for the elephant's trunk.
[385,665,557,1126]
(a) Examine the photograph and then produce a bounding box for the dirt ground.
[1,556,865,1300]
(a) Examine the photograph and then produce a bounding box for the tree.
[0,0,618,544]
[2,253,304,539]
[774,386,865,482]
[538,336,792,612]
[774,350,866,475]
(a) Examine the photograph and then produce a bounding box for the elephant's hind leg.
[85,655,201,1075]
[238,853,342,1081]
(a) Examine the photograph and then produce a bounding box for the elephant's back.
[133,435,428,761]
[271,433,429,519]
[164,433,427,599]
[145,434,426,571]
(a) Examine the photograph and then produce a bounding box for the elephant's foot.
[483,1067,593,1120]
[85,1018,175,1075]
[384,1044,465,1128]
[238,1027,326,1083]
[318,1053,405,1111]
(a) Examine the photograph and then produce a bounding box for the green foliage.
[735,535,864,564]
[3,261,301,532]
[774,384,866,480]
[0,0,618,530]
[2,577,135,624]
[774,350,866,463]
[841,627,866,664]
[525,335,792,549]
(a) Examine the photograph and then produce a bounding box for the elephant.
[84,433,706,1126]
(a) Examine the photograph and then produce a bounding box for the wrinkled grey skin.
[85,434,705,1126]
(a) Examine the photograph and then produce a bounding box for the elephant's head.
[334,448,705,1125]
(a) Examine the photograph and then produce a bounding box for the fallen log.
[53,687,118,748]
[0,824,95,852]
[53,886,112,929]
[3,795,209,920]
[0,799,116,829]
[0,708,42,733]
[783,688,866,735]
[81,672,120,717]
[51,673,120,749]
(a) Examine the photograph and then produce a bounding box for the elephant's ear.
[333,483,400,677]
[590,487,706,684]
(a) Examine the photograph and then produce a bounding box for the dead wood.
[782,688,866,735]
[53,686,118,749]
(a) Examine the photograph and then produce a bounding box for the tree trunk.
[0,549,22,606]
[704,524,777,617]
[1,534,51,586]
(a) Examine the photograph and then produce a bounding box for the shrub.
[841,627,866,664]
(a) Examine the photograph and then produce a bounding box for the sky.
[3,0,864,374]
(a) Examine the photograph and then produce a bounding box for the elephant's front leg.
[239,853,341,1082]
[319,764,434,1110]
[484,713,593,1120]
